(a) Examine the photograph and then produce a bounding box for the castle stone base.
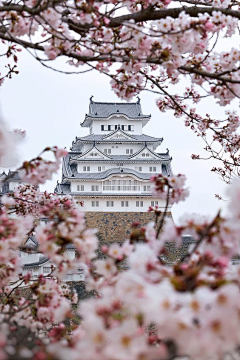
[85,211,171,242]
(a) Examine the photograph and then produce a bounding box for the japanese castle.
[55,97,172,211]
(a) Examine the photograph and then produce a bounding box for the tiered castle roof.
[55,98,172,199]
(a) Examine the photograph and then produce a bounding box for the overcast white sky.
[0,50,230,223]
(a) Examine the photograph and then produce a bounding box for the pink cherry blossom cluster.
[2,157,240,359]
[43,184,240,360]
[2,1,240,179]
[151,173,189,205]
[2,183,97,280]
[0,207,33,287]
[18,146,68,186]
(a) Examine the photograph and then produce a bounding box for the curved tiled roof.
[23,256,49,268]
[62,153,172,179]
[55,183,71,194]
[0,170,21,182]
[86,100,150,119]
[72,145,112,160]
[22,239,76,268]
[70,155,171,163]
[64,166,153,180]
[72,131,163,151]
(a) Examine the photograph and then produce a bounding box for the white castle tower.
[55,97,172,213]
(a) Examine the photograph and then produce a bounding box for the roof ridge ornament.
[90,95,94,103]
[136,96,141,104]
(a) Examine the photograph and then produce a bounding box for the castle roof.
[63,166,158,181]
[69,144,171,163]
[22,237,76,269]
[72,133,163,151]
[0,170,21,182]
[23,256,50,268]
[70,154,171,162]
[81,98,151,127]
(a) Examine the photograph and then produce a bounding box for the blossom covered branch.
[1,0,240,179]
[1,150,240,359]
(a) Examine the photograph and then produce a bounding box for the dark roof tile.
[87,101,150,119]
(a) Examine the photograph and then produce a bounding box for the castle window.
[143,185,151,191]
[98,166,105,172]
[126,149,133,155]
[128,125,134,131]
[136,201,143,207]
[103,179,140,192]
[91,185,99,191]
[83,166,90,172]
[92,201,99,207]
[149,167,157,172]
[151,201,158,207]
[106,201,114,207]
[104,149,111,154]
[121,201,129,207]
[43,267,51,274]
[135,167,142,172]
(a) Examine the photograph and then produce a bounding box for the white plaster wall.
[96,143,143,155]
[22,257,85,281]
[91,117,143,134]
[80,143,145,155]
[9,182,20,191]
[71,177,154,194]
[76,162,162,174]
[65,249,76,259]
[81,144,92,153]
[75,197,166,212]
[71,181,101,192]
[20,252,41,265]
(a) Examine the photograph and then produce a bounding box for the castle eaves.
[64,167,154,181]
[75,134,162,142]
[81,99,151,127]
[88,100,150,119]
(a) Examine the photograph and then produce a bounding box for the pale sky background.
[0,49,231,223]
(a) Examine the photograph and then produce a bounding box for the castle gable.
[103,129,134,141]
[131,147,160,160]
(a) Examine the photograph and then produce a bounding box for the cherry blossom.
[1,0,240,179]
[1,163,240,359]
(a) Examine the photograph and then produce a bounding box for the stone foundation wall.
[85,211,171,242]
